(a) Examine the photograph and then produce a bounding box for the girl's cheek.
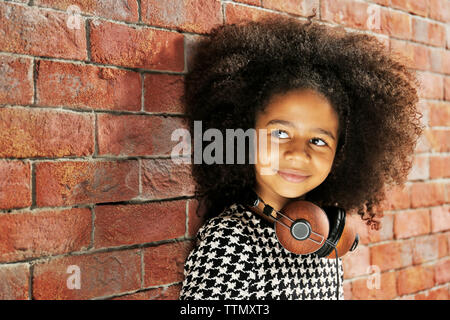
[253,129,285,175]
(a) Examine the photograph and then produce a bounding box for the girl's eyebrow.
[265,119,336,141]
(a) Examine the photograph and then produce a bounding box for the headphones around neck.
[243,189,359,259]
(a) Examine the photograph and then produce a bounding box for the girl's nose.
[284,140,311,162]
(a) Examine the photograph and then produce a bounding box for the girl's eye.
[271,129,289,139]
[270,130,328,147]
[311,138,328,146]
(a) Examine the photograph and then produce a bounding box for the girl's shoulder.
[196,203,251,240]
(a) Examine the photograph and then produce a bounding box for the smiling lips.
[277,169,311,183]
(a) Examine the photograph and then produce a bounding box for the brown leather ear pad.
[275,201,329,255]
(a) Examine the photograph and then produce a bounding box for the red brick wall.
[0,0,448,300]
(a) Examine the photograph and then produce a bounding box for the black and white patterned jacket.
[179,203,344,300]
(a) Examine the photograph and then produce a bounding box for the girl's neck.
[250,186,306,223]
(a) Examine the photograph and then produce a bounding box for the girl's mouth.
[277,170,311,183]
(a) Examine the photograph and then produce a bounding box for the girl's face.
[253,88,339,211]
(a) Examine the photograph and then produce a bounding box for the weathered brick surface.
[32,250,141,299]
[35,160,139,207]
[97,114,188,156]
[0,263,30,300]
[0,2,87,59]
[0,160,31,210]
[36,60,141,111]
[0,208,91,263]
[0,55,33,105]
[94,200,187,248]
[0,108,94,159]
[141,0,223,34]
[89,20,184,71]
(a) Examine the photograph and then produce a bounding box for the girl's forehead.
[256,89,339,131]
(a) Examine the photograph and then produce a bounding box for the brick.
[0,108,94,158]
[407,154,429,181]
[342,245,370,279]
[446,24,450,50]
[35,0,139,23]
[428,22,447,48]
[443,50,450,75]
[411,17,429,44]
[411,43,431,72]
[382,8,412,40]
[397,265,434,295]
[97,114,188,156]
[143,73,184,113]
[143,241,193,287]
[434,258,450,285]
[0,55,33,105]
[422,129,450,153]
[343,281,352,300]
[148,284,182,300]
[415,286,449,300]
[412,17,446,47]
[410,182,446,208]
[370,240,412,272]
[0,263,29,300]
[89,20,184,72]
[447,183,450,203]
[352,212,394,245]
[389,38,416,69]
[414,130,433,153]
[94,200,187,248]
[382,184,410,210]
[437,233,448,258]
[0,2,86,59]
[390,0,428,17]
[369,213,394,243]
[445,76,450,101]
[0,208,91,263]
[0,160,31,210]
[412,235,440,265]
[447,232,450,254]
[32,249,141,299]
[35,160,139,207]
[36,60,141,111]
[351,271,397,300]
[429,0,450,23]
[224,2,282,25]
[321,0,373,31]
[429,47,445,74]
[429,101,450,127]
[416,71,444,100]
[112,284,182,300]
[263,0,319,17]
[141,0,223,34]
[431,206,450,233]
[141,159,194,199]
[394,209,430,239]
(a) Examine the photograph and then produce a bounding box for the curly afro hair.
[183,14,424,230]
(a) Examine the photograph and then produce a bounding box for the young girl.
[179,14,423,300]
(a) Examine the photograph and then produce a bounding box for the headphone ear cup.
[314,206,346,258]
[328,212,358,259]
[319,206,359,259]
[275,201,330,255]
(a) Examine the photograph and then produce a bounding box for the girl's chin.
[273,188,307,201]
